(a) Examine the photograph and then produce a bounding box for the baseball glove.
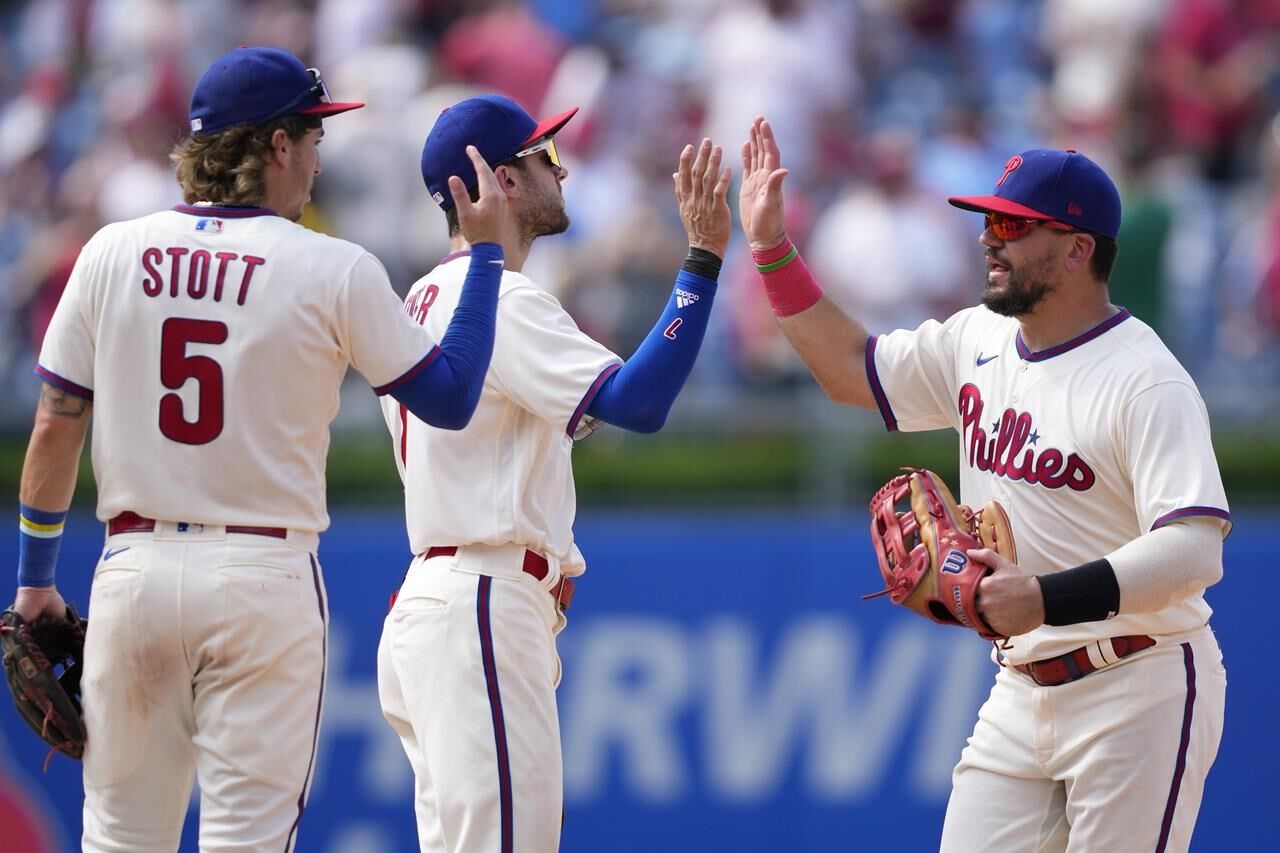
[865,468,1017,641]
[1,604,87,761]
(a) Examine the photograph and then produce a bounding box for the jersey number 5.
[159,317,228,445]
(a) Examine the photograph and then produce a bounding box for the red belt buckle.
[553,576,575,612]
[415,545,576,611]
[525,549,574,611]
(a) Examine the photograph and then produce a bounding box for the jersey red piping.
[34,366,93,401]
[1015,309,1131,362]
[567,362,622,437]
[865,335,898,432]
[373,347,443,396]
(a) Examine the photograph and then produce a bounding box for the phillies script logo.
[958,383,1096,490]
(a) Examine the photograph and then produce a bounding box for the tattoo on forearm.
[39,384,89,418]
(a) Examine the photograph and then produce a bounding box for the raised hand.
[674,138,732,259]
[738,116,790,252]
[450,145,507,246]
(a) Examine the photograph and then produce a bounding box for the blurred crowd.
[2,0,1279,430]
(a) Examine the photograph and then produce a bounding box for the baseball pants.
[940,625,1226,853]
[80,522,327,852]
[378,544,566,853]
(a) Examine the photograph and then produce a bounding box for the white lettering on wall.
[561,619,693,801]
[560,616,991,804]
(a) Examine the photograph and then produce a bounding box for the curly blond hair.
[170,115,318,205]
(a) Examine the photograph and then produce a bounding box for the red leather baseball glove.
[866,468,1017,640]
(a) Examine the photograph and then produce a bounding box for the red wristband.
[751,236,823,317]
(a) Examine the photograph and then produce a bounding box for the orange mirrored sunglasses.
[984,212,1075,241]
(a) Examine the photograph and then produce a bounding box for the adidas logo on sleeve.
[676,289,700,309]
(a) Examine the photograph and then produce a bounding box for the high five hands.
[675,138,732,259]
[739,117,790,252]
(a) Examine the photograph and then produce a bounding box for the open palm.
[738,116,790,251]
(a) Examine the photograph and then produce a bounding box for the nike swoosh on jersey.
[488,259,504,265]
[976,353,999,366]
[103,546,130,562]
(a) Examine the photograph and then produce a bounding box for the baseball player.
[738,117,1229,852]
[11,46,509,852]
[376,94,731,852]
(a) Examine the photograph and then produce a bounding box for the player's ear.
[1063,232,1096,273]
[269,128,291,162]
[494,163,522,199]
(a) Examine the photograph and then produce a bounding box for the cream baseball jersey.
[868,306,1231,663]
[381,251,621,572]
[37,204,440,532]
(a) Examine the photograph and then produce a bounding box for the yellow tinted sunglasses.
[512,137,561,170]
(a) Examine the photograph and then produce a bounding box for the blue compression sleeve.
[586,266,719,433]
[386,243,503,429]
[18,503,67,587]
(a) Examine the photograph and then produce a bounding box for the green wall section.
[0,428,1273,508]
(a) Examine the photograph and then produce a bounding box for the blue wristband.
[18,503,67,587]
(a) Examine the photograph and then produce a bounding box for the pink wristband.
[751,236,823,317]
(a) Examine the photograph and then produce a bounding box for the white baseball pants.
[940,625,1226,853]
[80,523,327,852]
[378,544,566,853]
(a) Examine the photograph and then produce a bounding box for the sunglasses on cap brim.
[272,67,332,119]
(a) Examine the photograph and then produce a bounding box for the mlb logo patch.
[195,218,224,233]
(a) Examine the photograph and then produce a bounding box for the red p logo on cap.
[997,155,1022,186]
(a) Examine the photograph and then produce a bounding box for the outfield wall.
[1,510,1271,852]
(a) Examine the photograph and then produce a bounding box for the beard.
[517,184,570,244]
[981,252,1058,317]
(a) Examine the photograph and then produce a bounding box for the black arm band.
[1038,558,1121,626]
[683,247,723,280]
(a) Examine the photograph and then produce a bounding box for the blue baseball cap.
[421,94,578,210]
[948,149,1122,240]
[189,46,364,136]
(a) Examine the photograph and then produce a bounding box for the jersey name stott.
[958,383,1096,491]
[140,246,266,306]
